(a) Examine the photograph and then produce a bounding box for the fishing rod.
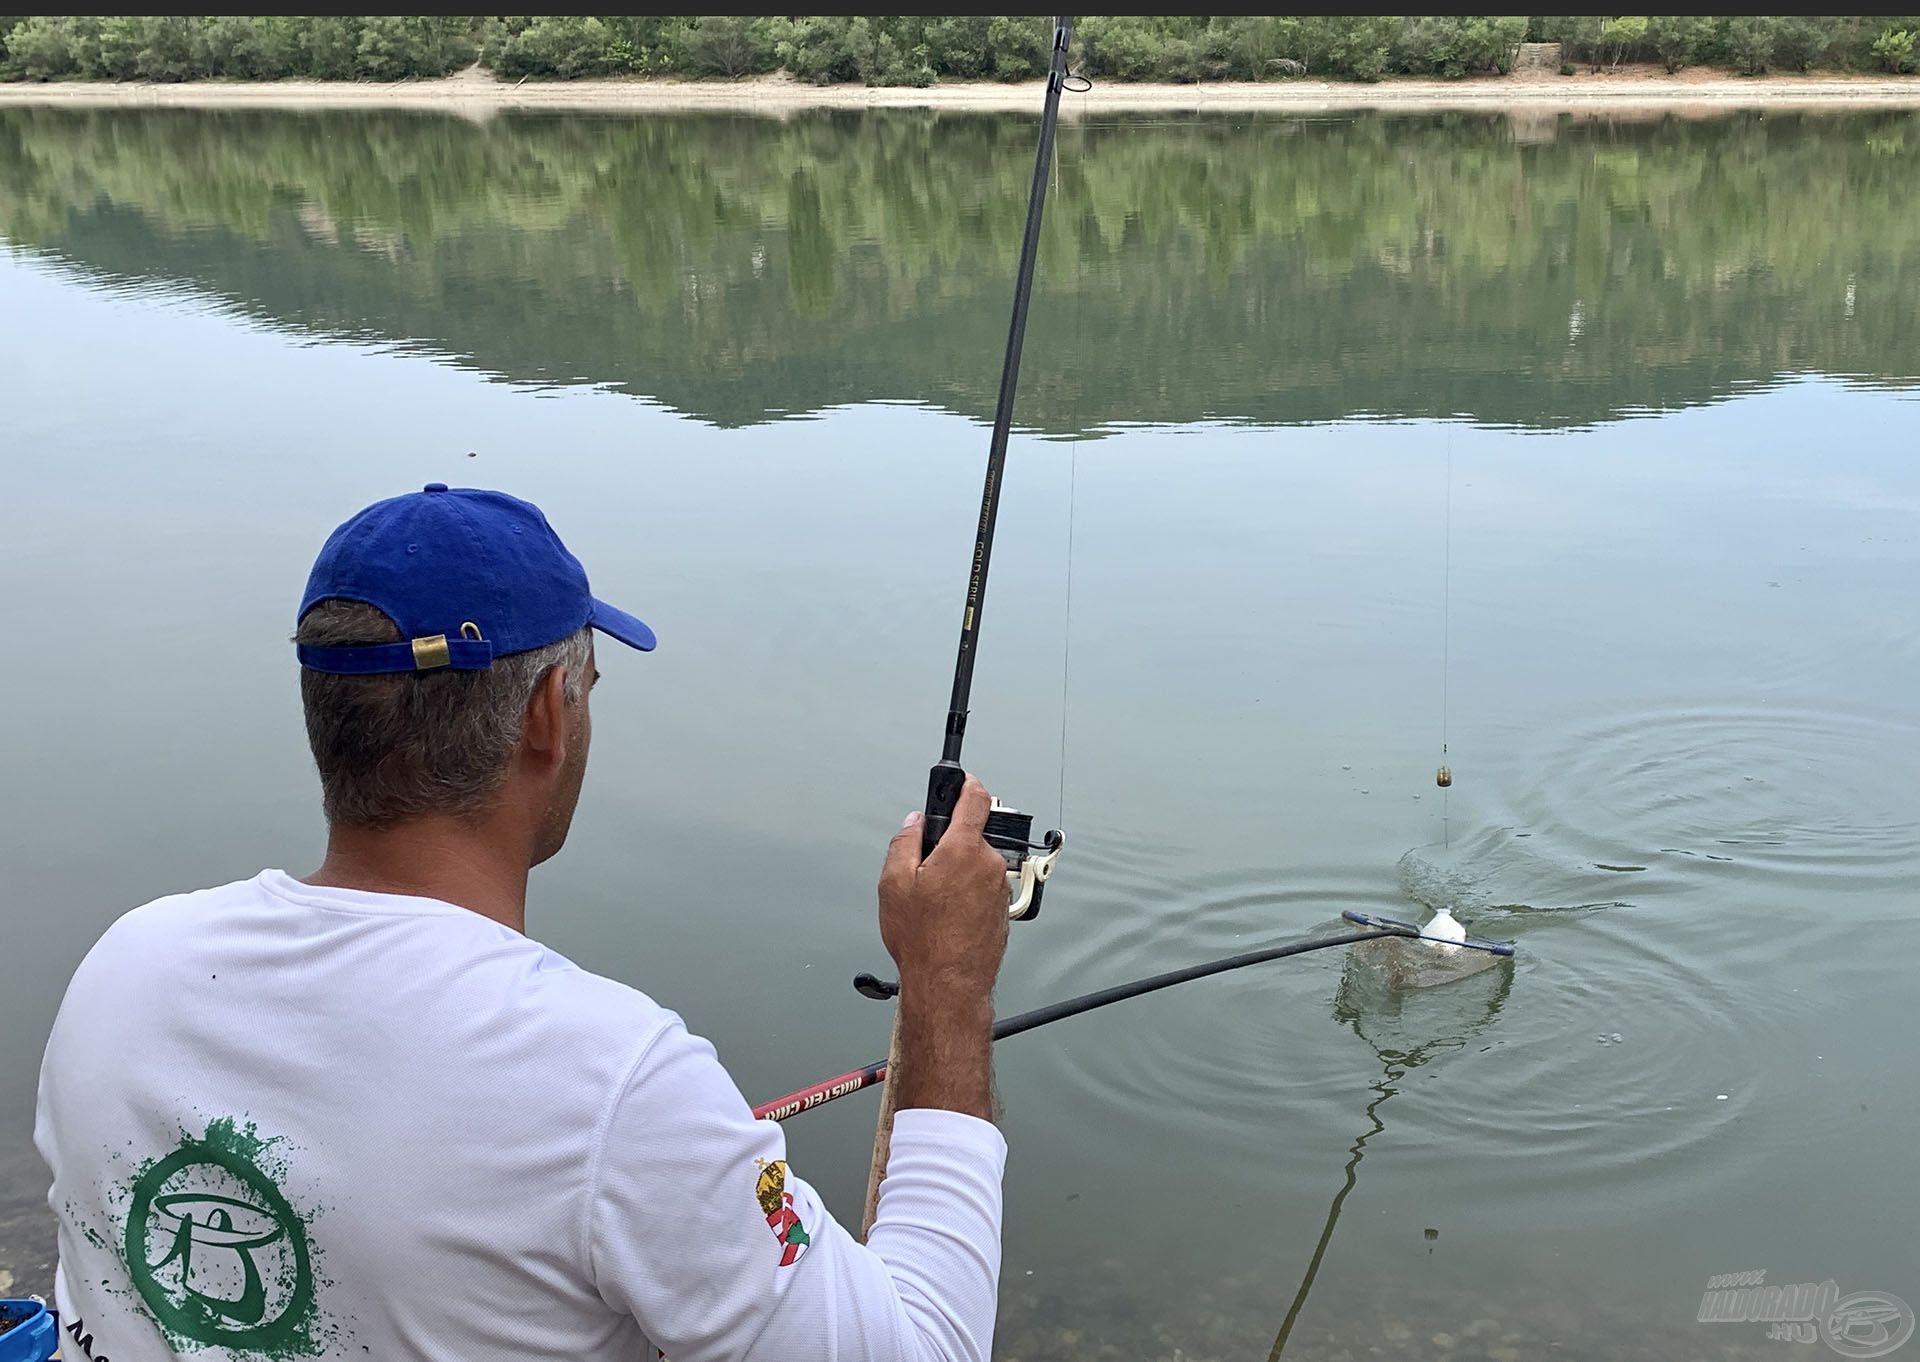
[859,15,1077,1230]
[758,915,1514,1123]
[916,12,1077,904]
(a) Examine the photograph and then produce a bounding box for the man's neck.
[305,816,532,934]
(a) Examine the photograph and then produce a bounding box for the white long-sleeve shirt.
[36,870,1004,1362]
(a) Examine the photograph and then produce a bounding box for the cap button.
[423,482,449,493]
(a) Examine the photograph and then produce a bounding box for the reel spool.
[985,798,1066,920]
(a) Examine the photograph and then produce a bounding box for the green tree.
[1397,16,1528,78]
[1318,14,1399,80]
[670,16,783,78]
[355,16,417,80]
[986,15,1048,80]
[923,16,992,77]
[1600,15,1649,69]
[1075,16,1165,80]
[193,17,276,80]
[482,15,615,79]
[1870,26,1916,72]
[1726,15,1779,74]
[94,17,147,79]
[4,15,86,79]
[1543,14,1605,69]
[6,15,1918,86]
[774,17,858,84]
[1473,16,1529,73]
[1213,16,1284,80]
[1646,15,1712,72]
[299,17,362,79]
[1773,16,1837,71]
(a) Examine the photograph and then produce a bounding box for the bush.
[1543,15,1605,69]
[355,17,471,80]
[1871,26,1917,73]
[1726,15,1781,74]
[483,16,616,79]
[986,14,1048,80]
[1560,60,1577,76]
[921,16,990,78]
[1646,15,1713,72]
[670,15,782,78]
[3,15,1914,86]
[1213,16,1288,80]
[1599,15,1648,69]
[300,17,363,80]
[1075,17,1166,80]
[94,17,150,79]
[1772,16,1837,71]
[1396,15,1527,79]
[4,15,86,78]
[53,16,199,81]
[193,17,280,80]
[776,16,858,84]
[841,17,932,86]
[1319,14,1398,81]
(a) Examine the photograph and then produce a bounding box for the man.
[37,484,1014,1362]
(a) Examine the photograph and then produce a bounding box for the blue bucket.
[0,1299,57,1362]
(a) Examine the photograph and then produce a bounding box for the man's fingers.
[881,811,925,892]
[941,776,993,847]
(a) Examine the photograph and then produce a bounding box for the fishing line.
[1439,429,1454,849]
[912,16,1075,870]
[1057,438,1077,828]
[1056,87,1088,830]
[864,15,1077,1234]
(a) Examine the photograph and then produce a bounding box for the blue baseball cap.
[296,483,655,674]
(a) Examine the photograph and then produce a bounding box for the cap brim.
[590,597,656,653]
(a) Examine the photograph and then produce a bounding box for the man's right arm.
[879,779,1012,1124]
[587,1018,1005,1362]
[588,778,1014,1362]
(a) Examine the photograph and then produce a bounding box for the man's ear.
[521,665,571,768]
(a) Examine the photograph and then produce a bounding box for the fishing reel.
[854,788,1064,1004]
[919,759,1064,921]
[985,798,1066,921]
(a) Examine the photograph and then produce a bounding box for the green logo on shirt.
[122,1117,320,1356]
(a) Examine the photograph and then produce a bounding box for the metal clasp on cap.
[411,634,451,670]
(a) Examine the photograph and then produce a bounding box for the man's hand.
[877,776,1009,1119]
[879,777,1012,997]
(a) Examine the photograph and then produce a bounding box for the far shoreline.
[4,66,1920,116]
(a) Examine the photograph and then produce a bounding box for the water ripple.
[1505,702,1920,898]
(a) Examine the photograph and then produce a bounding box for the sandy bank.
[4,65,1920,116]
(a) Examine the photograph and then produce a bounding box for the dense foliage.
[4,16,1920,84]
[1539,14,1920,75]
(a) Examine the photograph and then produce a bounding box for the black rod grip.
[922,760,967,857]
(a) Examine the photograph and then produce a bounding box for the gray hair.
[296,599,592,826]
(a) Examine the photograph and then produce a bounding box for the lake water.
[2,103,1917,1359]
